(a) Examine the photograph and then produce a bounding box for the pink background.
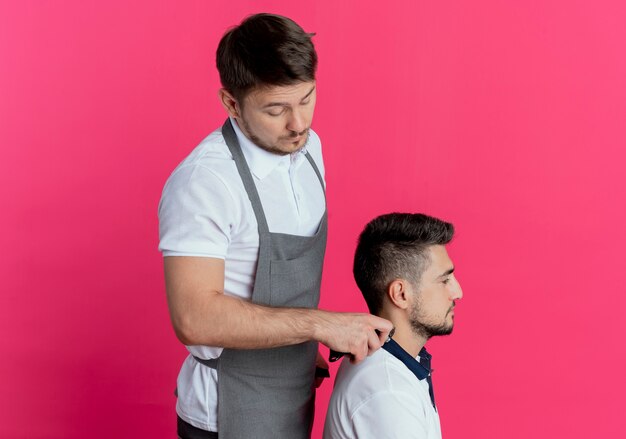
[2,1,625,438]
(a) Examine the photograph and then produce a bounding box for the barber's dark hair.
[216,13,317,102]
[353,213,454,314]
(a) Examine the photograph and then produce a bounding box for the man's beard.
[409,303,455,339]
[239,117,309,156]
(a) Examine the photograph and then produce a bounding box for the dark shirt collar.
[382,338,432,380]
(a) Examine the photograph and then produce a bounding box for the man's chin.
[426,323,454,338]
[281,130,309,148]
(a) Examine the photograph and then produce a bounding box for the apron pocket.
[269,256,322,308]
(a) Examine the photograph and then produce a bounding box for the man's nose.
[451,277,463,300]
[287,109,307,134]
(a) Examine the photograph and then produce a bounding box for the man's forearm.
[173,291,325,348]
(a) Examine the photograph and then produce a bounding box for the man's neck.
[391,328,427,358]
[379,312,427,358]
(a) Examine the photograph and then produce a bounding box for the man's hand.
[312,311,393,364]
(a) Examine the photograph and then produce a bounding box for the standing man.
[158,13,393,439]
[324,213,464,439]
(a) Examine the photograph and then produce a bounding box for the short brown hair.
[216,13,318,102]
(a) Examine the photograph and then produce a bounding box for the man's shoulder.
[334,349,418,399]
[165,126,239,185]
[178,127,233,168]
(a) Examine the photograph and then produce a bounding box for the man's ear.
[387,279,410,310]
[219,89,241,118]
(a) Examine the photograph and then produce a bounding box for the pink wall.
[2,1,625,437]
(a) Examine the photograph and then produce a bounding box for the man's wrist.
[304,308,329,344]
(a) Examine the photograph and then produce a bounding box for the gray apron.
[195,119,327,438]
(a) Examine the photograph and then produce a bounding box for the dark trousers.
[177,416,218,439]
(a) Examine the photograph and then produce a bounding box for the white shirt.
[158,118,325,432]
[323,348,442,439]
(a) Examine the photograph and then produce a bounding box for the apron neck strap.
[304,151,326,197]
[222,118,271,234]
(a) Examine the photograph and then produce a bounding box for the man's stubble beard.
[409,301,455,340]
[239,117,309,156]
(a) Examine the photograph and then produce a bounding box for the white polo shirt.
[158,118,325,432]
[323,348,442,439]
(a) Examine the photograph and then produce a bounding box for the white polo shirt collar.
[230,117,308,180]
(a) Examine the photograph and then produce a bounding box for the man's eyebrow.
[301,85,316,100]
[262,86,316,108]
[438,267,455,278]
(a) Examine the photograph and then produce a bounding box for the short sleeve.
[158,164,237,258]
[350,391,428,439]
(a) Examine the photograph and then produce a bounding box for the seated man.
[324,213,463,439]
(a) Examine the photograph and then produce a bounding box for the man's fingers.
[351,346,367,364]
[367,329,382,355]
[376,326,395,345]
[370,315,394,345]
[376,329,389,345]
